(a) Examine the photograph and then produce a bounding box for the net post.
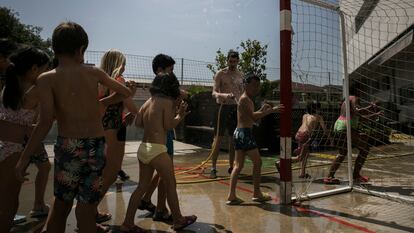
[339,10,354,189]
[280,0,293,205]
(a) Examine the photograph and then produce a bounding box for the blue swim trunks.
[233,128,258,151]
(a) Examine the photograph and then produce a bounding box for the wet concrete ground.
[11,141,414,233]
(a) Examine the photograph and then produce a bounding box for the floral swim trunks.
[54,136,106,204]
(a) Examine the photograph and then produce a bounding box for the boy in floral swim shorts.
[15,22,133,233]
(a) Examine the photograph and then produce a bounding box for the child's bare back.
[40,64,129,138]
[298,113,322,134]
[137,96,175,145]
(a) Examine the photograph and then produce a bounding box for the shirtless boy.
[226,74,284,205]
[15,22,133,233]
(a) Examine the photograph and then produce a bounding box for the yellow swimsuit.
[138,142,167,164]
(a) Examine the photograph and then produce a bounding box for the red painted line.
[199,174,375,233]
[294,205,376,233]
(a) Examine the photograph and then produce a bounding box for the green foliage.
[238,39,268,80]
[207,39,268,81]
[0,7,52,55]
[186,85,209,98]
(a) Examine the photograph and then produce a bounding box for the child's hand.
[376,110,384,116]
[178,101,191,118]
[273,104,285,112]
[126,81,137,95]
[123,112,136,126]
[226,93,235,100]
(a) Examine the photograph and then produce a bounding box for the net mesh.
[289,0,414,203]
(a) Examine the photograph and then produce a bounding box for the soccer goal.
[279,0,414,204]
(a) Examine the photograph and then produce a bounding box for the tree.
[207,39,268,80]
[0,7,52,55]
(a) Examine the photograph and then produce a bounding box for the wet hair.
[2,46,50,110]
[243,73,260,86]
[150,72,180,99]
[100,49,126,79]
[52,22,88,56]
[306,100,321,114]
[0,38,17,57]
[227,50,239,60]
[152,54,175,74]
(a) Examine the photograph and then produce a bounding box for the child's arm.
[16,74,55,182]
[250,102,284,121]
[95,68,133,98]
[134,106,144,128]
[164,100,190,130]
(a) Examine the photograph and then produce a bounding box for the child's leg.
[155,178,168,212]
[44,198,73,233]
[353,133,370,178]
[150,153,188,225]
[101,130,125,194]
[299,145,310,177]
[228,136,235,170]
[227,150,245,201]
[142,172,159,203]
[33,161,51,210]
[246,149,263,198]
[0,153,22,233]
[76,202,98,233]
[122,161,154,228]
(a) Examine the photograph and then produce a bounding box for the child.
[139,54,182,221]
[15,22,133,233]
[96,49,138,223]
[121,72,197,232]
[276,101,330,179]
[226,74,284,205]
[0,46,50,232]
[324,86,382,184]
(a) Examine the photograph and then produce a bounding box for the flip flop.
[323,177,340,185]
[120,225,147,233]
[172,215,197,231]
[96,212,112,223]
[75,223,110,233]
[252,193,272,203]
[354,175,369,183]
[225,197,244,205]
[29,205,50,218]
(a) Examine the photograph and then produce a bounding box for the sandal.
[323,177,340,185]
[225,197,244,205]
[153,210,173,222]
[97,223,110,233]
[354,175,369,183]
[252,193,272,203]
[172,215,197,231]
[75,223,110,233]
[298,173,312,179]
[138,200,156,212]
[29,204,50,218]
[120,224,147,233]
[96,212,112,223]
